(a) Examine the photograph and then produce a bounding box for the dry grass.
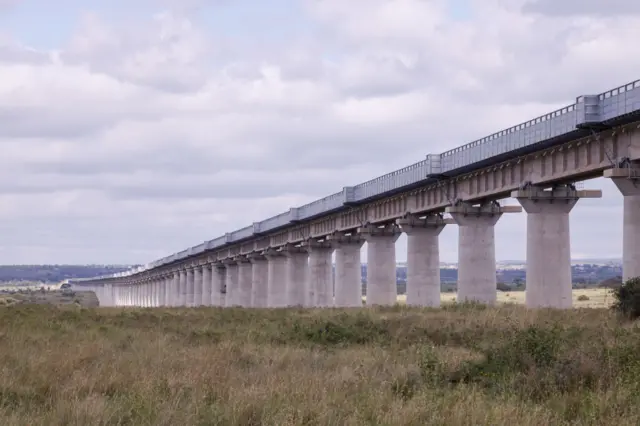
[392,288,615,308]
[1,303,640,425]
[0,291,98,307]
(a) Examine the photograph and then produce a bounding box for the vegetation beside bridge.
[1,302,639,425]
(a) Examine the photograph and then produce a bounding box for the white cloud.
[0,0,635,264]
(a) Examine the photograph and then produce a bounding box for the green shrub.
[612,276,640,319]
[577,295,590,301]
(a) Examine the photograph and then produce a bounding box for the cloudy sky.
[0,0,638,266]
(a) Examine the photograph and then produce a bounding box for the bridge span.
[72,78,640,309]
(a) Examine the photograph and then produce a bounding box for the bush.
[577,295,590,301]
[612,276,640,319]
[496,282,511,292]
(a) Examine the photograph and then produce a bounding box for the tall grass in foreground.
[1,304,640,425]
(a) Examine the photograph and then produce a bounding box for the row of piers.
[99,169,640,309]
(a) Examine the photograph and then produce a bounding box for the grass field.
[396,288,616,308]
[0,291,99,308]
[1,299,640,425]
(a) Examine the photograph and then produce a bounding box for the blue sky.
[1,0,317,49]
[1,0,473,49]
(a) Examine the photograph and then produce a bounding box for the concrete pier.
[397,214,453,307]
[224,261,239,307]
[329,233,364,307]
[177,270,186,306]
[171,272,179,306]
[155,279,161,307]
[151,282,157,307]
[211,263,224,306]
[236,257,253,307]
[304,240,334,307]
[158,278,165,306]
[193,267,203,307]
[284,246,308,307]
[446,203,521,305]
[186,268,195,307]
[605,167,640,281]
[265,249,287,307]
[249,254,269,308]
[201,266,211,306]
[513,186,601,308]
[359,224,401,306]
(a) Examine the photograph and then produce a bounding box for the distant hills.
[0,260,624,288]
[0,265,138,284]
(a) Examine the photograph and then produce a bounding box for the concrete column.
[283,246,308,307]
[154,280,160,307]
[158,278,165,307]
[185,268,195,307]
[446,202,521,305]
[201,265,212,306]
[329,233,364,307]
[152,280,158,307]
[359,225,401,306]
[178,270,187,306]
[106,284,112,306]
[167,275,175,306]
[142,283,147,307]
[236,257,253,307]
[167,273,176,306]
[265,249,287,307]
[249,254,268,308]
[153,281,158,307]
[145,282,151,307]
[101,285,107,305]
[604,167,640,281]
[224,261,239,307]
[513,186,602,308]
[211,263,224,306]
[193,266,203,307]
[397,214,452,307]
[153,277,162,308]
[304,241,334,307]
[166,276,173,306]
[149,282,155,307]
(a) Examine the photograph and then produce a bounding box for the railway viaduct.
[71,78,640,310]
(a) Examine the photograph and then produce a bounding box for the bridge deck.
[74,78,640,281]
